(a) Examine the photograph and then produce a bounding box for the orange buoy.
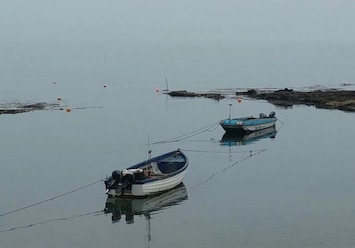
[155,88,160,93]
[237,97,242,103]
[66,107,71,112]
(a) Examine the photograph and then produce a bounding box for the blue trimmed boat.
[220,111,276,134]
[104,149,188,197]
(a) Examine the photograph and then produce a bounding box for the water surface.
[1,42,355,248]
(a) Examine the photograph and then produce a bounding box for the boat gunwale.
[127,150,188,185]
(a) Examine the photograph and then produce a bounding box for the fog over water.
[1,1,355,247]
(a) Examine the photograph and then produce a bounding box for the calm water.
[1,42,355,248]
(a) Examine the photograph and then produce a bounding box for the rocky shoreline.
[2,88,354,114]
[0,102,59,115]
[168,88,355,112]
[168,90,225,100]
[237,88,355,112]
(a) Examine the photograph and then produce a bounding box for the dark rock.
[21,102,46,109]
[0,109,31,114]
[247,90,355,112]
[168,90,224,100]
[236,89,257,96]
[275,88,294,92]
[169,88,355,112]
[0,102,59,115]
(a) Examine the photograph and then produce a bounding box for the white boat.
[104,149,188,197]
[220,111,277,134]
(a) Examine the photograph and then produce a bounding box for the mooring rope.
[0,210,104,234]
[276,118,284,132]
[181,148,266,154]
[151,121,221,144]
[0,179,104,218]
[189,149,266,192]
[277,118,283,125]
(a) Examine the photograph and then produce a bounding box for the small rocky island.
[168,88,355,112]
[168,90,225,100]
[0,102,60,114]
[238,88,355,112]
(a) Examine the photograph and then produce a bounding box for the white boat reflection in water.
[220,126,277,146]
[104,183,188,224]
[104,183,188,247]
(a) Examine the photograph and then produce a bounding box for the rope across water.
[151,121,221,144]
[0,179,104,218]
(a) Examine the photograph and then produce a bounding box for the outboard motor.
[112,170,122,181]
[104,170,122,192]
[269,111,276,118]
[259,113,266,118]
[104,177,111,190]
[121,172,135,191]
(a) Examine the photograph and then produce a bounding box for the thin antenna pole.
[229,104,232,120]
[165,77,169,92]
[148,133,152,159]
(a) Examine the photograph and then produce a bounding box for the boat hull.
[106,169,187,197]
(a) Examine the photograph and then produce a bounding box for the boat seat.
[146,162,163,176]
[158,161,185,174]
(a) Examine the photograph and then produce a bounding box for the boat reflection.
[104,183,188,224]
[220,126,277,146]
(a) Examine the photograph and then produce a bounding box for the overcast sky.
[1,0,355,45]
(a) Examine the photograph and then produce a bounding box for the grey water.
[1,41,355,248]
[1,3,355,246]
